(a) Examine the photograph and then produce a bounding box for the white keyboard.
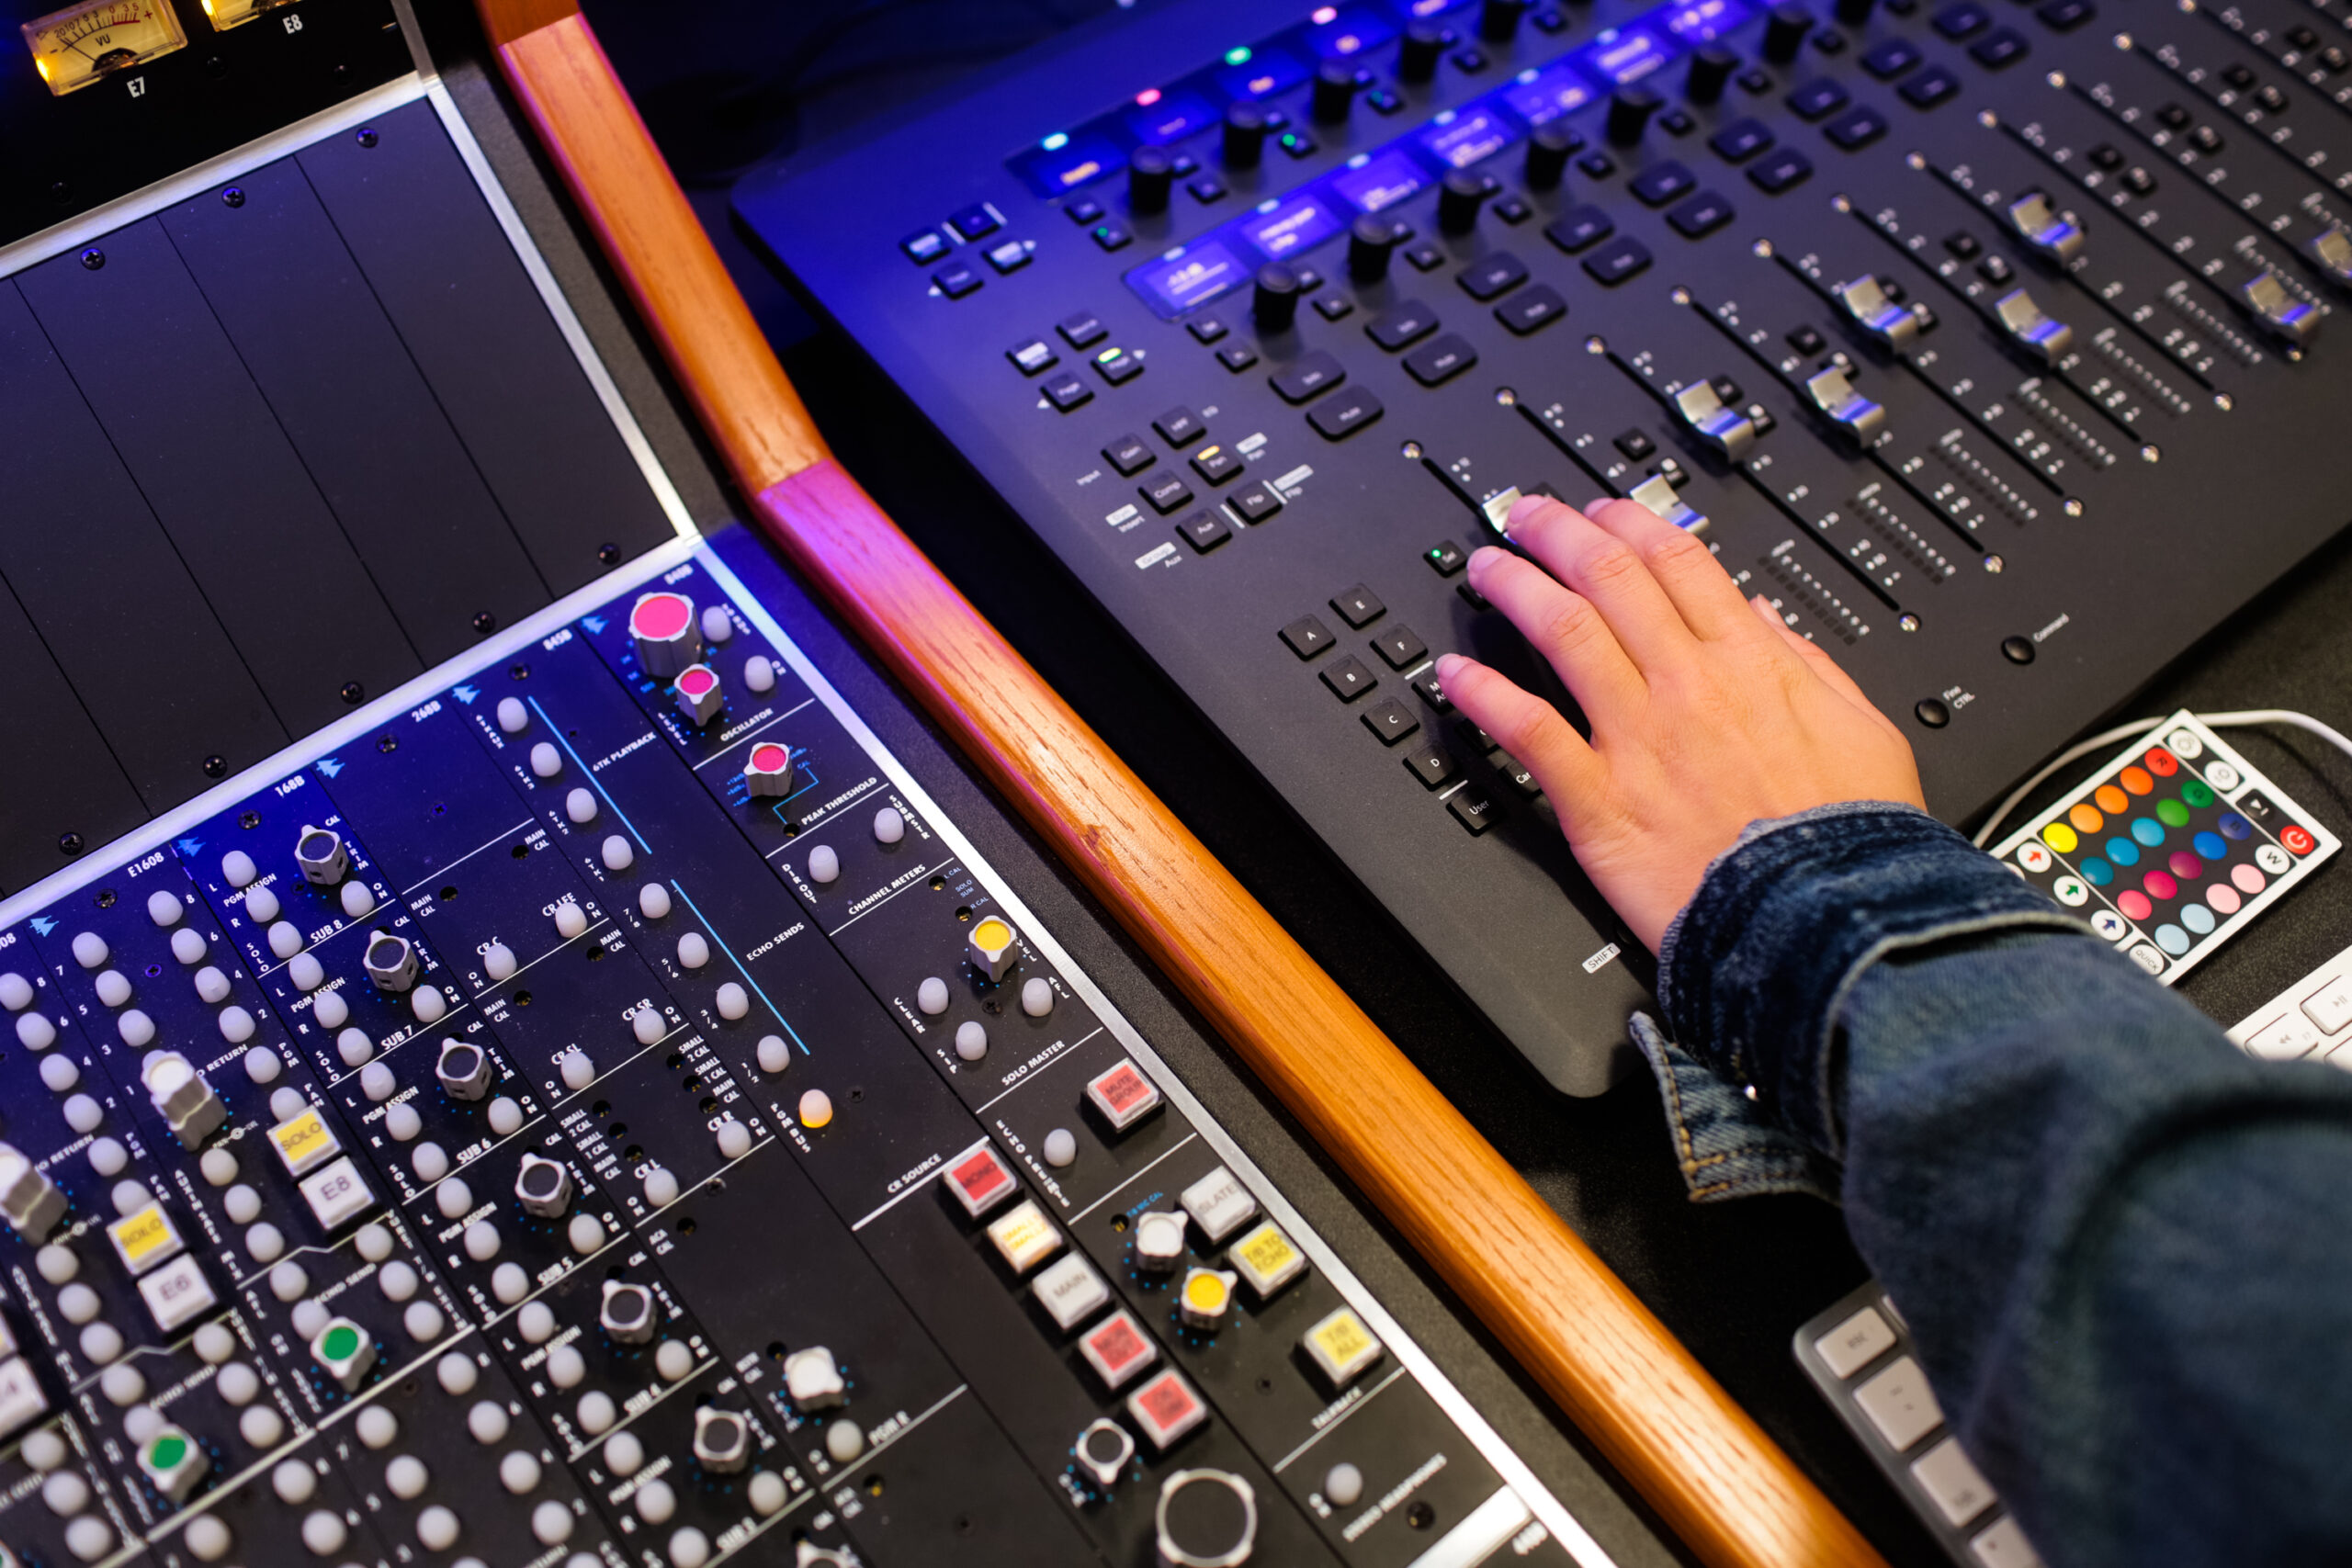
[2228,942,2352,1064]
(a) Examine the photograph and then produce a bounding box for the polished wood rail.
[469,6,1889,1565]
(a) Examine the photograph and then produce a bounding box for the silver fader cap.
[1628,474,1707,536]
[2006,190,2086,265]
[601,1280,658,1344]
[628,592,702,678]
[363,933,418,993]
[2241,271,2321,348]
[1994,288,2075,364]
[0,1145,65,1241]
[693,1407,752,1473]
[742,740,795,798]
[1804,365,1888,445]
[1835,275,1919,349]
[673,663,724,727]
[2313,226,2352,285]
[435,1040,492,1101]
[514,1154,572,1219]
[294,826,348,885]
[1671,379,1756,459]
[142,1053,226,1149]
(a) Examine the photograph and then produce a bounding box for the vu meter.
[198,0,298,32]
[21,0,186,95]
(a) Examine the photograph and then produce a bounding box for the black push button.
[1932,0,1987,37]
[1668,190,1736,237]
[1404,333,1478,386]
[1373,624,1430,669]
[1492,750,1543,797]
[1216,343,1260,372]
[1789,78,1850,119]
[1457,252,1530,300]
[1630,160,1697,206]
[1043,372,1092,412]
[1321,654,1377,701]
[1978,254,2014,284]
[1066,198,1103,224]
[1231,482,1283,523]
[1270,351,1346,403]
[1747,148,1814,193]
[1313,295,1356,322]
[1309,390,1385,439]
[1424,539,1468,576]
[1281,615,1334,659]
[1789,324,1826,355]
[1367,299,1442,351]
[1710,119,1775,163]
[2000,635,2035,664]
[1577,151,1617,178]
[949,204,1000,241]
[935,264,983,299]
[1330,584,1386,627]
[1863,38,1921,75]
[902,229,950,264]
[1058,310,1108,348]
[1970,28,2028,67]
[1615,429,1657,459]
[1102,434,1153,475]
[1154,407,1206,446]
[1362,697,1420,745]
[1188,315,1229,344]
[1090,222,1134,252]
[1405,242,1445,272]
[1497,284,1567,334]
[1177,512,1231,553]
[1900,65,1960,106]
[1583,237,1654,286]
[2037,0,2093,30]
[1545,207,1615,255]
[1826,106,1888,148]
[1403,743,1458,789]
[984,239,1029,274]
[1008,337,1058,375]
[1456,717,1498,751]
[1093,345,1146,383]
[1411,670,1453,710]
[1191,445,1244,485]
[1450,788,1503,833]
[1139,471,1193,513]
[1914,696,1951,728]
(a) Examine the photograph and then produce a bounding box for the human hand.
[1436,493,1926,954]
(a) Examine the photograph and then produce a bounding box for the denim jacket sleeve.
[1641,801,2352,1568]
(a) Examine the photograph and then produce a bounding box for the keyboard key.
[2301,976,2352,1035]
[1971,27,2028,67]
[1970,1516,2044,1566]
[1710,118,1775,163]
[1450,788,1502,834]
[1748,148,1815,193]
[1189,175,1227,203]
[1497,283,1567,334]
[1826,106,1889,149]
[949,203,999,241]
[1329,584,1385,627]
[1494,195,1532,222]
[1577,150,1616,178]
[2038,0,2093,30]
[1270,351,1345,403]
[1216,343,1260,372]
[1065,198,1103,225]
[1933,0,1989,37]
[1544,205,1615,254]
[1188,315,1229,344]
[1405,241,1445,272]
[1058,310,1108,348]
[984,238,1029,274]
[1901,65,1962,106]
[1372,624,1429,670]
[1410,670,1452,710]
[1668,190,1736,238]
[1853,1356,1944,1450]
[934,264,982,299]
[1366,299,1442,351]
[1008,337,1058,376]
[1309,390,1384,439]
[1911,1437,1997,1528]
[902,228,950,264]
[1492,750,1542,797]
[1191,446,1243,485]
[1320,654,1377,701]
[1362,697,1419,745]
[1153,407,1205,446]
[1091,222,1134,252]
[1813,1304,1898,1377]
[1789,78,1850,120]
[1862,38,1922,76]
[1424,539,1467,575]
[1176,512,1231,553]
[1042,372,1092,412]
[1313,294,1356,321]
[1583,237,1654,286]
[1457,252,1530,300]
[1403,743,1457,789]
[1456,716,1498,752]
[1281,615,1334,659]
[1093,345,1146,384]
[1403,333,1477,386]
[1630,160,1697,206]
[1102,434,1152,475]
[1138,471,1193,513]
[1231,481,1283,523]
[1616,429,1656,459]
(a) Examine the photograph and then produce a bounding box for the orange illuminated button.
[2119,765,2154,795]
[629,591,702,677]
[2094,784,2129,815]
[2067,802,2103,835]
[942,1138,1019,1219]
[743,741,795,797]
[673,663,723,727]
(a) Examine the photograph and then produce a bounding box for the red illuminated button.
[630,592,703,677]
[2143,747,2178,778]
[1086,1060,1164,1133]
[1079,1308,1159,1391]
[673,663,723,726]
[743,741,795,798]
[1125,1368,1208,1450]
[2283,824,2318,855]
[942,1138,1018,1218]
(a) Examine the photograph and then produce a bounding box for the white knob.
[565,789,598,825]
[632,1007,666,1045]
[560,1049,594,1089]
[602,835,634,872]
[221,851,257,887]
[676,933,709,969]
[147,890,182,927]
[497,697,528,734]
[244,884,280,923]
[92,970,130,1007]
[170,928,206,964]
[700,605,733,645]
[639,884,672,919]
[808,846,839,884]
[0,973,29,1010]
[917,976,948,1015]
[341,882,375,919]
[955,1021,987,1062]
[530,743,561,778]
[873,807,905,844]
[555,903,589,939]
[742,655,775,694]
[483,942,517,980]
[71,932,107,969]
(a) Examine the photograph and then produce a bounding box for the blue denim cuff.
[1631,1014,1842,1202]
[1655,802,2086,1164]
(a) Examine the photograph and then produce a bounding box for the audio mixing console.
[0,2,1618,1564]
[739,0,2352,1092]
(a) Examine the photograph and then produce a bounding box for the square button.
[1091,222,1134,252]
[948,203,1000,241]
[1660,109,1695,136]
[1231,481,1283,523]
[1584,237,1654,286]
[1545,206,1616,254]
[1853,1356,1945,1450]
[1043,372,1092,412]
[943,1139,1019,1218]
[1102,434,1153,475]
[1630,160,1697,206]
[1497,283,1567,334]
[1424,539,1468,576]
[1863,38,1922,76]
[1188,315,1229,344]
[1668,190,1736,238]
[1085,1059,1164,1130]
[1216,343,1261,372]
[1971,27,2029,66]
[934,264,982,299]
[1271,351,1346,403]
[1320,654,1377,702]
[1280,615,1334,659]
[1457,252,1530,300]
[1367,87,1404,114]
[1177,512,1231,553]
[1404,333,1477,386]
[1313,295,1356,321]
[2038,0,2093,30]
[1789,78,1850,120]
[1094,346,1146,384]
[1139,471,1193,513]
[1153,407,1205,446]
[1366,299,1441,351]
[1710,118,1775,163]
[1492,750,1542,797]
[1125,1368,1208,1450]
[1450,788,1502,834]
[1933,0,1989,37]
[1826,106,1889,149]
[1329,584,1385,627]
[1059,310,1109,348]
[902,228,950,264]
[1748,148,1815,193]
[1373,624,1429,669]
[985,238,1030,274]
[1456,716,1498,751]
[1814,1304,1898,1377]
[1737,67,1773,93]
[1008,337,1058,376]
[1457,579,1493,612]
[1180,1167,1259,1244]
[1308,391,1384,439]
[1189,175,1227,203]
[1410,670,1452,710]
[1227,1220,1307,1297]
[1789,324,1827,355]
[1404,242,1445,272]
[986,1199,1064,1273]
[1301,1307,1385,1389]
[1494,195,1532,222]
[1901,65,1961,106]
[1065,198,1104,224]
[1190,445,1243,485]
[1034,1252,1111,1331]
[1079,1309,1159,1390]
[1362,696,1419,745]
[1403,743,1457,789]
[1577,151,1617,178]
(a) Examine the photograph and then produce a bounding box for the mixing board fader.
[0,530,1598,1568]
[739,0,2352,1091]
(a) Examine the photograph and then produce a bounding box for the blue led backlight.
[1041,131,1069,151]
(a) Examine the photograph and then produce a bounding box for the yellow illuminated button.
[22,0,187,96]
[985,1199,1063,1274]
[967,915,1019,982]
[1301,1306,1384,1390]
[798,1089,833,1130]
[1227,1220,1306,1298]
[267,1108,341,1177]
[1178,1268,1237,1330]
[2040,821,2078,854]
[108,1204,185,1276]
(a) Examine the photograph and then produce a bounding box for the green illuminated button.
[139,1425,209,1501]
[2156,798,2192,828]
[311,1318,376,1392]
[2181,780,2214,808]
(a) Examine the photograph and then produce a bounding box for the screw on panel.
[356,128,379,148]
[473,612,497,635]
[202,755,227,779]
[79,248,103,270]
[340,682,364,705]
[221,186,244,209]
[598,543,621,564]
[59,832,84,856]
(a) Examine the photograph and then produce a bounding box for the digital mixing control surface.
[739,0,2352,1091]
[0,532,1593,1568]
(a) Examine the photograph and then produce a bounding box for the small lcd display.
[1127,90,1217,146]
[1131,241,1250,314]
[1240,194,1344,260]
[1419,107,1515,169]
[1501,62,1597,127]
[1329,150,1427,213]
[1578,25,1677,86]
